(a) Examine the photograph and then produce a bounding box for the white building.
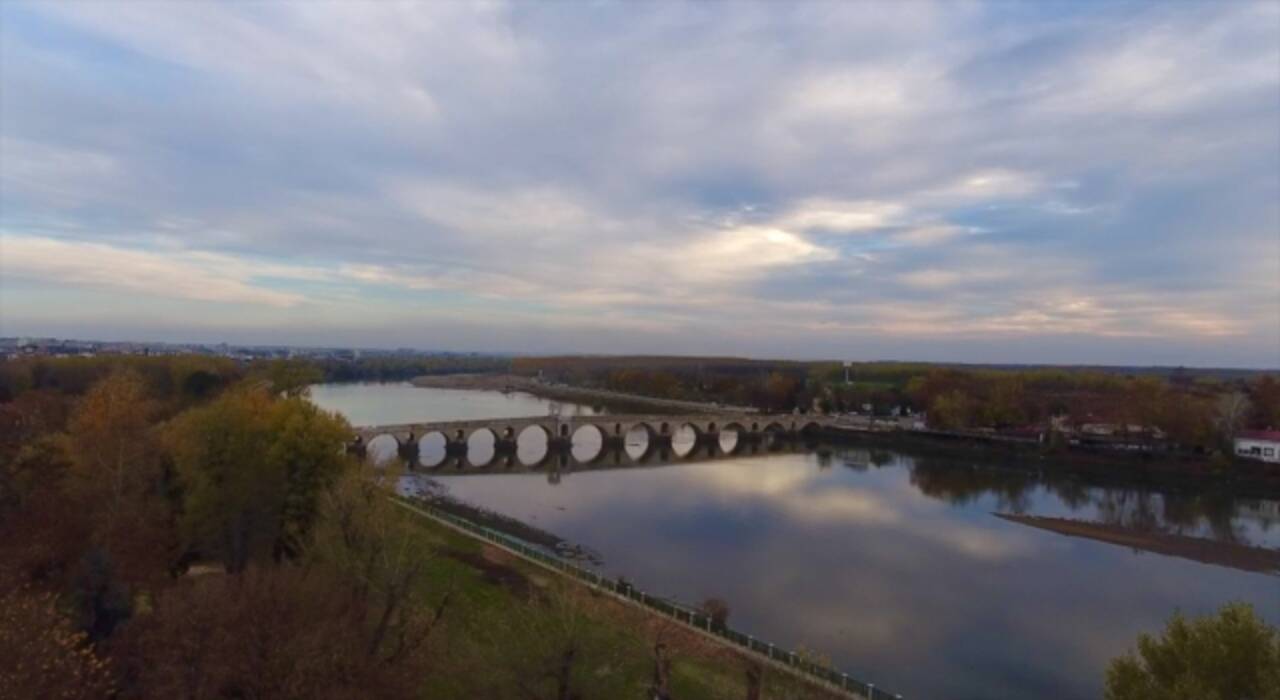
[1234,431,1280,464]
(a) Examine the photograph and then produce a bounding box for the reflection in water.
[314,383,1280,700]
[308,381,601,427]
[430,447,1280,700]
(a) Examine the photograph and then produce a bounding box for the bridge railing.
[391,494,902,700]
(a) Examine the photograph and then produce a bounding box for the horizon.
[2,1,1278,367]
[7,332,1278,373]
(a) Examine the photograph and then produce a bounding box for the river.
[310,382,1280,700]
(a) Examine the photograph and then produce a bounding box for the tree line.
[0,358,448,697]
[512,356,1280,455]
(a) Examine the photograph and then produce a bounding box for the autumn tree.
[763,372,799,411]
[1106,602,1280,700]
[113,565,435,699]
[1248,375,1280,429]
[64,372,174,578]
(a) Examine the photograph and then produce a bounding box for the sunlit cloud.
[0,235,309,308]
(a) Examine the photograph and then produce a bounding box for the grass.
[398,505,847,699]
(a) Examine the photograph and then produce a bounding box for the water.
[308,381,602,427]
[311,382,1280,700]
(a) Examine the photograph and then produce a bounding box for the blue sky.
[1,1,1277,366]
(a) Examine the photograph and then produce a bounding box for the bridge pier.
[397,432,419,465]
[347,435,367,459]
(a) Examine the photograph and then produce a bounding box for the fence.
[392,496,903,700]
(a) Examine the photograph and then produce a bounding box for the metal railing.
[392,496,903,700]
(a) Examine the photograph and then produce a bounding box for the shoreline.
[412,373,759,415]
[821,426,1280,496]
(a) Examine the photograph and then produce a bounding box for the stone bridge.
[350,413,843,470]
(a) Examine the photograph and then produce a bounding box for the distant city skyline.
[2,1,1278,367]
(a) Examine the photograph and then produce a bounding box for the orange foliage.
[0,584,117,699]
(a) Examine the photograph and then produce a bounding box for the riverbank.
[401,477,603,564]
[394,494,854,699]
[413,373,759,415]
[994,513,1280,575]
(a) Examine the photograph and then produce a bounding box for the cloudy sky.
[1,1,1277,366]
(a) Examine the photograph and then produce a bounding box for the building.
[1234,430,1280,464]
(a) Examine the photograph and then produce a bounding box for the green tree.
[1106,602,1280,700]
[260,359,325,397]
[310,464,448,662]
[930,390,975,430]
[168,389,352,571]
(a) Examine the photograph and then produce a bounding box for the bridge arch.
[623,422,655,461]
[671,422,703,458]
[570,424,606,463]
[418,430,449,468]
[719,421,746,454]
[466,427,498,467]
[516,424,552,467]
[366,433,400,465]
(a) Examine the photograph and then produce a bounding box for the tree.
[260,359,324,398]
[1105,602,1280,700]
[1214,392,1252,447]
[168,389,351,571]
[700,597,731,632]
[309,463,448,662]
[270,398,356,557]
[65,372,174,581]
[1248,375,1280,429]
[763,372,799,411]
[930,390,975,430]
[168,388,281,572]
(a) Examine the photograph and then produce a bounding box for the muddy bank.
[995,513,1280,575]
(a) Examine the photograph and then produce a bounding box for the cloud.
[0,235,309,307]
[0,0,1276,364]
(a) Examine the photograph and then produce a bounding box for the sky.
[1,1,1278,367]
